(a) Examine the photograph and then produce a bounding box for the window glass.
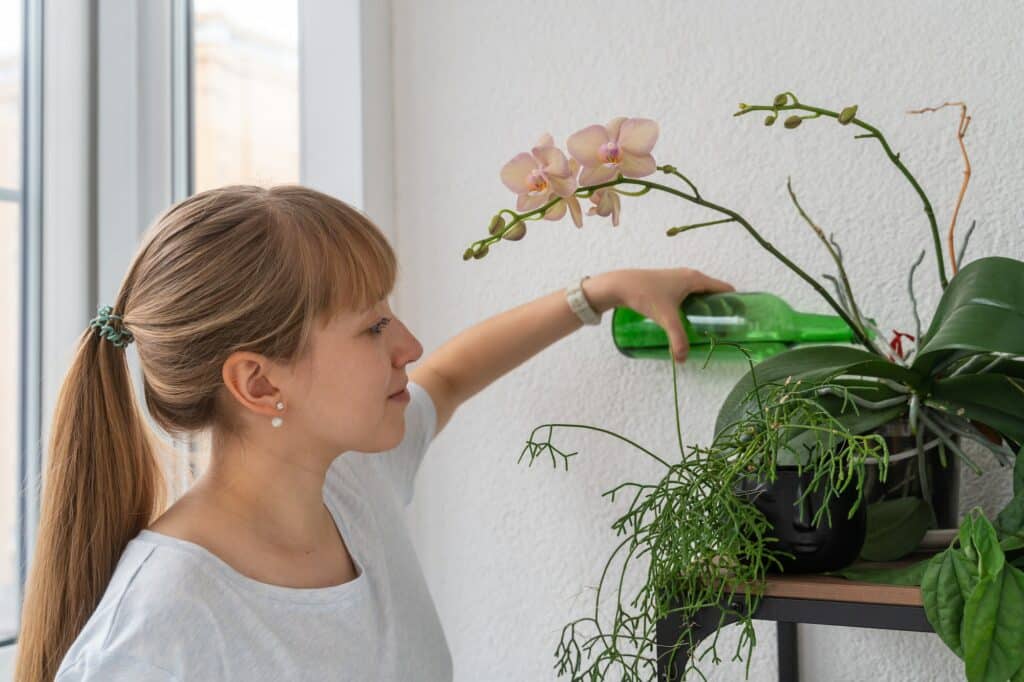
[193,0,299,191]
[0,0,23,643]
[0,0,20,188]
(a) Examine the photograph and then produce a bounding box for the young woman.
[14,184,732,681]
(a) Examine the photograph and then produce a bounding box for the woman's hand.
[605,267,735,363]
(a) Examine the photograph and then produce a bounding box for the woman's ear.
[221,351,284,418]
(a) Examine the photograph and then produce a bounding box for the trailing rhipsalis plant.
[518,348,888,681]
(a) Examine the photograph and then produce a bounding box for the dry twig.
[907,102,972,276]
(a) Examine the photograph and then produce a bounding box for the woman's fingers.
[656,306,691,363]
[687,270,735,294]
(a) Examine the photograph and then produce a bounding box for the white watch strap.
[566,276,602,325]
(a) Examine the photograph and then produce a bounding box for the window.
[192,0,299,192]
[0,0,24,654]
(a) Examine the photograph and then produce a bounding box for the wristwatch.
[566,275,602,325]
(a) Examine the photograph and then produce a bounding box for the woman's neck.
[188,447,341,555]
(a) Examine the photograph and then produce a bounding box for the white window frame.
[299,0,396,244]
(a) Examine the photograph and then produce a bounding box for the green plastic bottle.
[611,292,870,363]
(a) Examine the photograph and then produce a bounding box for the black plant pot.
[736,467,867,574]
[862,418,960,528]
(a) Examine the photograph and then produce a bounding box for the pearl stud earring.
[271,401,284,428]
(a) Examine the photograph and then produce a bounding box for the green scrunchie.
[89,305,135,349]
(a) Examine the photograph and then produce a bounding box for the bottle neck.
[792,311,860,342]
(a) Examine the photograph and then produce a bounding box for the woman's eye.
[369,317,392,335]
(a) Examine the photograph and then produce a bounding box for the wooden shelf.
[760,568,922,606]
[658,555,939,681]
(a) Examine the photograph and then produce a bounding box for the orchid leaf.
[715,345,917,439]
[930,374,1024,443]
[913,257,1024,376]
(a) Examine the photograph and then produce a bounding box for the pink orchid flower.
[537,159,584,227]
[500,133,578,213]
[567,117,659,186]
[500,135,583,228]
[587,188,621,226]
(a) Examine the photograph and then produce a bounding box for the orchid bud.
[462,247,475,261]
[472,243,489,259]
[487,214,506,236]
[737,102,748,110]
[838,105,858,125]
[764,115,777,126]
[773,93,788,107]
[783,115,802,129]
[502,223,526,241]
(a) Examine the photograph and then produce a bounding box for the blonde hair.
[14,184,397,681]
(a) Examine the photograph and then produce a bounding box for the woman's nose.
[395,323,423,365]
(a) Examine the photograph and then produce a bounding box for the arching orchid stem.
[735,101,949,289]
[659,165,702,198]
[667,218,736,236]
[472,170,880,354]
[615,187,652,197]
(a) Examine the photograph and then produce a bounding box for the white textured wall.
[392,2,1024,680]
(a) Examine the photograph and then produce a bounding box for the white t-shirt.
[55,381,453,681]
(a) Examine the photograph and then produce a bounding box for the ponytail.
[14,324,165,681]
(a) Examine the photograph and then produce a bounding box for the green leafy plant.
[840,455,1024,682]
[470,93,1024,680]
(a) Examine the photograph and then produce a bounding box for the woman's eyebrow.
[360,305,384,323]
[359,294,393,321]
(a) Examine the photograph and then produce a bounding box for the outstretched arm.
[410,267,733,437]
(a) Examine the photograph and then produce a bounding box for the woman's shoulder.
[90,534,224,623]
[56,534,225,679]
[113,530,231,606]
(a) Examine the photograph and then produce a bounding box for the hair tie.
[89,305,135,349]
